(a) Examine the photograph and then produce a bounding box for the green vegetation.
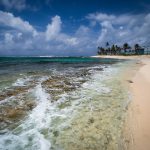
[97,42,145,55]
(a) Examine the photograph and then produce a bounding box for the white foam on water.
[0,96,13,105]
[12,77,31,87]
[81,66,118,95]
[0,78,52,150]
[0,65,120,150]
[0,76,33,105]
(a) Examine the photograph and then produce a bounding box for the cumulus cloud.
[46,15,62,41]
[0,11,37,36]
[45,16,79,47]
[4,33,13,43]
[0,0,26,11]
[87,12,150,46]
[0,11,150,56]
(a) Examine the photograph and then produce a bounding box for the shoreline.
[128,58,150,150]
[97,55,150,150]
[0,58,132,149]
[92,55,150,60]
[0,56,150,149]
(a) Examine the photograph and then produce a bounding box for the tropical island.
[97,42,150,55]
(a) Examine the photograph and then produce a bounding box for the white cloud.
[0,0,26,11]
[60,35,78,46]
[0,11,150,56]
[45,16,79,46]
[75,25,90,36]
[17,32,23,39]
[46,15,62,41]
[87,13,116,22]
[0,11,37,36]
[87,12,150,46]
[4,33,13,43]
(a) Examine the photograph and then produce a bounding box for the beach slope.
[129,58,150,150]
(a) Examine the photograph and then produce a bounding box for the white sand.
[92,55,150,60]
[129,58,150,150]
[94,55,150,149]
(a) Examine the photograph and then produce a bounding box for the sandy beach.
[0,56,150,149]
[92,55,150,60]
[95,55,150,150]
[129,58,150,150]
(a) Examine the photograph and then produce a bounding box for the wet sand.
[94,55,150,150]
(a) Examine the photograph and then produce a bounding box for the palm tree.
[101,47,105,55]
[115,45,120,55]
[111,44,116,55]
[97,47,101,55]
[123,43,130,53]
[134,44,143,55]
[134,44,140,50]
[123,43,129,50]
[106,42,109,47]
[97,47,105,55]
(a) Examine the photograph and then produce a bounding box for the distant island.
[97,42,150,55]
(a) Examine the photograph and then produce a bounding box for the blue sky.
[0,0,150,56]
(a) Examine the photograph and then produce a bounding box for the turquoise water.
[0,56,122,63]
[0,57,129,150]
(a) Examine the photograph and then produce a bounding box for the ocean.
[0,57,131,150]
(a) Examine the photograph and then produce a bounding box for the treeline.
[97,42,144,55]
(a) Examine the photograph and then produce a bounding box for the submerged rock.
[6,108,25,119]
[88,117,95,124]
[0,96,36,130]
[41,76,83,102]
[25,101,36,110]
[0,86,30,101]
[0,107,26,130]
[53,131,59,137]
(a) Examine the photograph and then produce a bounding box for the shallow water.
[0,57,131,150]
